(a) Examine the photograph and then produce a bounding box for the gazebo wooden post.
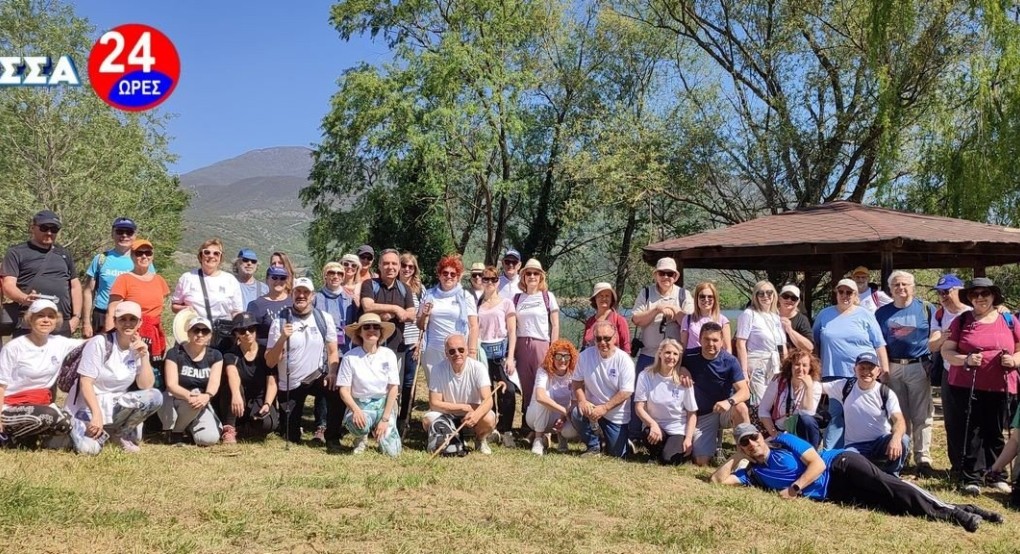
[830,254,845,305]
[881,251,894,295]
[802,271,820,316]
[674,257,685,287]
[974,265,986,278]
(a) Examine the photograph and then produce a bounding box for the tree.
[0,0,188,268]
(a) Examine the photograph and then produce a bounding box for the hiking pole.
[401,314,429,440]
[284,308,292,452]
[429,381,505,460]
[960,358,978,473]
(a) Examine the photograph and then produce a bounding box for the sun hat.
[344,312,396,345]
[961,277,1004,307]
[188,316,212,331]
[503,248,521,261]
[27,298,58,314]
[654,258,678,275]
[293,277,315,292]
[231,312,259,333]
[589,282,618,307]
[172,307,198,344]
[733,423,759,443]
[470,262,485,274]
[131,238,153,251]
[855,351,879,366]
[522,258,545,274]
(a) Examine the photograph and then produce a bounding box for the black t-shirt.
[786,312,813,349]
[167,344,223,392]
[1,241,76,318]
[223,344,271,399]
[246,296,292,346]
[359,278,414,352]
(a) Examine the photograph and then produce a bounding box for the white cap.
[835,278,857,291]
[27,298,58,314]
[188,316,212,331]
[293,277,315,292]
[780,285,800,299]
[654,258,678,275]
[113,301,142,319]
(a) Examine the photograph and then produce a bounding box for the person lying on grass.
[710,423,1003,533]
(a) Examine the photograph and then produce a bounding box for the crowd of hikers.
[1,210,1018,532]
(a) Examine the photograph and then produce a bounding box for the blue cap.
[855,351,879,366]
[111,217,136,231]
[266,266,288,279]
[238,248,258,261]
[503,248,521,261]
[934,274,964,291]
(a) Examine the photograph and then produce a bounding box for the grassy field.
[2,398,1019,554]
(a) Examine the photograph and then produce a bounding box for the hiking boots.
[221,425,237,445]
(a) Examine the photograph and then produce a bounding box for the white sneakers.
[475,438,492,455]
[352,435,368,455]
[501,431,515,448]
[531,437,545,456]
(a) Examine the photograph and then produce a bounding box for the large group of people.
[0,209,1017,532]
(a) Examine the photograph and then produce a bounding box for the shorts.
[692,410,736,458]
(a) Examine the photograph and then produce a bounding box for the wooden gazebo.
[642,201,1020,307]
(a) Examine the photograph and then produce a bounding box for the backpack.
[57,331,117,400]
[514,290,553,329]
[427,414,466,457]
[840,377,891,417]
[371,278,407,300]
[279,307,330,367]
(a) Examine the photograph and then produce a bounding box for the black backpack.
[427,414,466,457]
[840,377,891,417]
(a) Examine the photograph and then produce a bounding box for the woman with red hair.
[417,254,480,383]
[525,339,578,455]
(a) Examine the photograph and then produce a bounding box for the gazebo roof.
[642,201,1020,271]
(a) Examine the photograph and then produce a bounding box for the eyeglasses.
[553,353,571,361]
[201,249,221,258]
[114,228,135,236]
[447,347,466,355]
[38,225,60,234]
[269,275,288,281]
[738,433,760,447]
[655,271,677,278]
[780,294,798,301]
[190,327,212,336]
[440,271,458,278]
[361,324,381,331]
[341,262,357,268]
[400,263,416,269]
[133,249,153,257]
[482,277,498,284]
[502,259,519,266]
[235,327,256,335]
[241,257,257,264]
[325,270,343,276]
[969,289,992,298]
[594,336,614,343]
[698,294,714,300]
[755,290,775,297]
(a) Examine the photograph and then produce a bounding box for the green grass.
[1,405,1018,553]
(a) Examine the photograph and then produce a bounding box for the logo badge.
[87,24,180,112]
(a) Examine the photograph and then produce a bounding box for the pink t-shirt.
[947,312,1020,394]
[478,298,515,343]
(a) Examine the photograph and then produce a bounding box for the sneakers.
[312,426,326,445]
[557,435,569,453]
[352,435,368,455]
[580,446,601,458]
[501,431,515,448]
[221,425,237,445]
[916,461,936,478]
[960,483,981,496]
[325,439,343,454]
[475,438,492,455]
[531,437,545,456]
[985,471,1012,493]
[118,436,141,454]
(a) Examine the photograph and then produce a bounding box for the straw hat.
[522,258,545,274]
[344,312,396,345]
[172,306,199,344]
[589,282,618,307]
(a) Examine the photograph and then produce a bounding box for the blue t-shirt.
[86,249,155,310]
[733,433,842,500]
[813,307,886,378]
[682,348,746,416]
[238,278,269,310]
[875,299,931,360]
[246,296,292,346]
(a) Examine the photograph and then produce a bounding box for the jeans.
[628,354,656,440]
[846,433,910,476]
[821,376,845,450]
[570,405,628,458]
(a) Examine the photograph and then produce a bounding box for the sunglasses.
[440,271,458,278]
[133,249,153,257]
[836,289,854,296]
[738,433,760,447]
[234,327,256,335]
[447,347,466,355]
[38,225,60,234]
[780,294,798,301]
[114,228,135,236]
[553,353,571,361]
[969,289,992,298]
[325,270,343,276]
[502,259,519,266]
[201,249,221,258]
[359,254,374,261]
[698,294,714,300]
[269,275,288,281]
[523,272,541,278]
[482,277,499,284]
[937,290,951,296]
[241,257,257,264]
[400,263,416,269]
[341,262,357,268]
[116,315,139,324]
[471,274,483,279]
[594,336,614,343]
[655,271,677,278]
[755,290,775,297]
[361,324,381,331]
[190,327,212,336]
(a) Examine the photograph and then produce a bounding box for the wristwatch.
[727,398,736,408]
[790,483,802,496]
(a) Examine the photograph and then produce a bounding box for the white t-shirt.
[758,378,823,428]
[497,274,520,301]
[65,334,141,423]
[572,347,635,424]
[930,305,971,370]
[173,269,245,321]
[735,309,786,354]
[337,346,399,399]
[0,335,83,399]
[267,310,338,391]
[424,291,477,352]
[429,358,491,406]
[631,285,695,357]
[633,369,698,435]
[859,288,893,313]
[822,379,901,445]
[534,368,573,410]
[514,291,560,341]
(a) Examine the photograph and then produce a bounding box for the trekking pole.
[284,308,292,452]
[429,381,505,460]
[961,359,978,471]
[401,314,429,440]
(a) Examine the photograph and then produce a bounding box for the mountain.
[178,147,316,270]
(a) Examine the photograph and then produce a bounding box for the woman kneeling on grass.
[219,312,279,443]
[634,339,699,464]
[525,339,579,455]
[66,301,163,454]
[0,299,82,446]
[338,313,402,456]
[162,316,223,446]
[758,348,823,448]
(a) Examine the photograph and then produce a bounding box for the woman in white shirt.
[634,339,699,464]
[171,238,244,351]
[66,301,163,454]
[338,313,401,456]
[0,299,82,446]
[735,280,787,410]
[525,339,578,455]
[512,258,560,435]
[758,348,823,447]
[417,254,479,383]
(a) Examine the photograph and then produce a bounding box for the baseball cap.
[188,316,212,331]
[733,423,759,443]
[293,277,315,292]
[237,249,258,261]
[131,238,153,251]
[835,278,857,291]
[655,258,678,275]
[851,266,870,277]
[112,217,137,231]
[113,301,142,319]
[266,266,289,279]
[357,245,374,257]
[934,274,964,291]
[32,210,61,229]
[503,248,521,261]
[780,284,800,299]
[27,298,58,314]
[855,351,879,366]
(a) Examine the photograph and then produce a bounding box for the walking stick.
[429,381,505,460]
[401,314,429,440]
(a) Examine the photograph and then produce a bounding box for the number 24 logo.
[98,31,155,73]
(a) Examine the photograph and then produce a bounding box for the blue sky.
[72,1,389,174]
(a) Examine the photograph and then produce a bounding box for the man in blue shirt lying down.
[710,423,1003,533]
